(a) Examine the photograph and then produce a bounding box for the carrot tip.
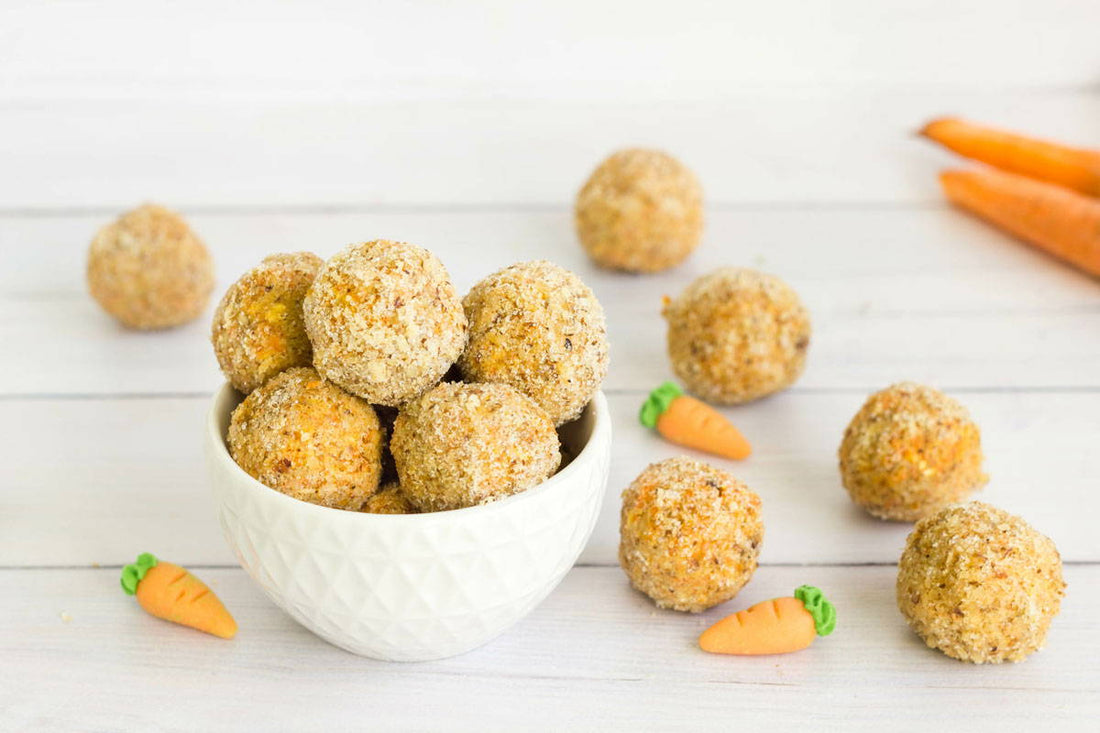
[121,552,158,596]
[639,381,682,428]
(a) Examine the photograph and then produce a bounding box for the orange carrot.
[639,382,751,460]
[921,117,1100,197]
[121,552,237,639]
[699,585,836,656]
[940,167,1100,277]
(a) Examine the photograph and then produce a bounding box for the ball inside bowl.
[205,383,610,661]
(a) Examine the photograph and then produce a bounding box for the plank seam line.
[4,385,1100,401]
[4,561,1099,571]
[0,200,950,218]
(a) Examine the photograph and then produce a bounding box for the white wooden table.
[2,2,1098,729]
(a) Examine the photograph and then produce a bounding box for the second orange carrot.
[940,167,1100,278]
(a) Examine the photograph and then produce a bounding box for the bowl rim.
[207,382,610,525]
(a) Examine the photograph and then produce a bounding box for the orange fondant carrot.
[921,117,1100,197]
[940,167,1100,277]
[639,382,751,460]
[699,585,836,656]
[121,552,237,639]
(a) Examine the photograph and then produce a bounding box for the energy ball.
[391,382,560,512]
[575,149,703,273]
[459,261,609,425]
[211,252,323,393]
[87,204,215,329]
[897,502,1065,664]
[840,382,987,521]
[228,367,383,510]
[303,240,467,406]
[358,483,419,515]
[619,457,763,613]
[663,268,810,405]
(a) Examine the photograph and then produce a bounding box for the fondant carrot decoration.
[639,382,751,460]
[699,585,836,655]
[121,552,237,639]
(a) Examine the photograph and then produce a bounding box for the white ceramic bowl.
[205,383,610,661]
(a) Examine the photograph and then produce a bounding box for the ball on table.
[87,204,215,329]
[897,502,1064,663]
[840,382,987,521]
[575,149,703,273]
[663,267,810,405]
[619,456,763,612]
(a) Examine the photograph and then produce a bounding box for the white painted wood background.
[1,1,1098,729]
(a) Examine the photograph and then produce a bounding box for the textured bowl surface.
[205,383,610,661]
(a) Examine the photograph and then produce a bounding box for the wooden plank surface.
[3,2,1099,725]
[2,565,1095,731]
[2,207,1098,397]
[1,390,1093,568]
[4,1,1099,100]
[2,92,1098,209]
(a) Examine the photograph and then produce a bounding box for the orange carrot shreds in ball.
[921,117,1100,197]
[211,251,323,394]
[639,382,751,460]
[699,585,836,655]
[121,553,237,639]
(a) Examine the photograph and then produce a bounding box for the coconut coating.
[897,502,1065,664]
[211,252,323,393]
[391,382,561,512]
[87,204,215,329]
[840,383,988,521]
[459,261,609,425]
[228,367,383,510]
[358,483,419,515]
[575,149,703,273]
[619,457,763,613]
[303,241,467,406]
[664,268,810,405]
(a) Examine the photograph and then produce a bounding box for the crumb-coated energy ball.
[211,252,323,393]
[575,149,703,273]
[228,367,383,510]
[391,382,561,512]
[358,483,419,515]
[87,204,215,329]
[663,268,810,405]
[303,240,467,406]
[840,382,987,521]
[619,457,763,612]
[459,261,609,425]
[897,502,1064,664]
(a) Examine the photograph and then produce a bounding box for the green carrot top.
[121,552,159,596]
[639,381,683,428]
[794,585,837,636]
